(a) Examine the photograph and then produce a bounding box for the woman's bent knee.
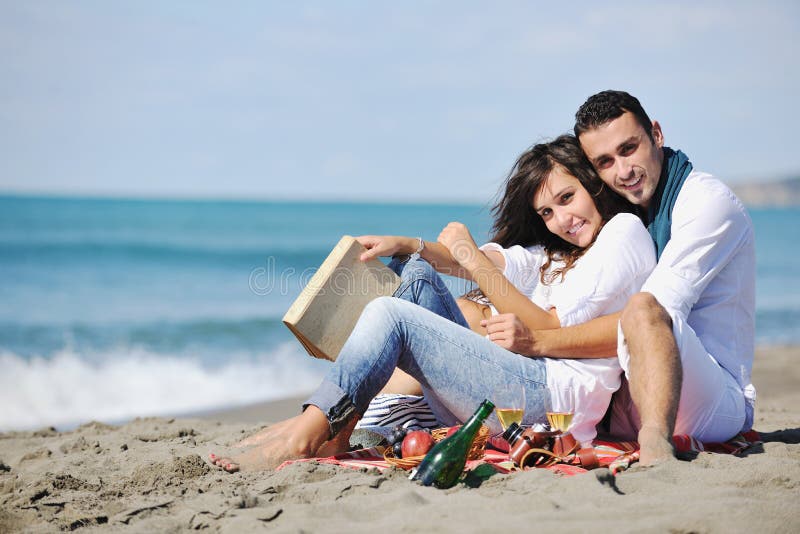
[363,296,419,324]
[364,295,398,315]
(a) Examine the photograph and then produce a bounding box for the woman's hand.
[437,222,482,270]
[356,235,415,261]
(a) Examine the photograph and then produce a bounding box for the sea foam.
[0,343,328,431]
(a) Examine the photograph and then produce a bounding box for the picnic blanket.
[277,429,762,477]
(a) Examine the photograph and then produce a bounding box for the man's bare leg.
[209,406,334,472]
[620,292,682,465]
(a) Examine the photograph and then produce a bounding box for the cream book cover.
[282,235,402,361]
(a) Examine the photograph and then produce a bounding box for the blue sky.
[1,1,798,202]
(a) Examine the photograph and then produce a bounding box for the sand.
[1,346,798,533]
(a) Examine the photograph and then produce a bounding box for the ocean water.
[1,196,798,431]
[0,196,492,431]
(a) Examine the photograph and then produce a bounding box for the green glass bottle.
[410,399,495,489]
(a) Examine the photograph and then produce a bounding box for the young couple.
[210,90,755,471]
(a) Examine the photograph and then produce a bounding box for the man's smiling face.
[578,111,665,209]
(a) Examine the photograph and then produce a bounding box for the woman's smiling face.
[533,165,604,248]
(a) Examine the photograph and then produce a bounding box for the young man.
[493,90,756,464]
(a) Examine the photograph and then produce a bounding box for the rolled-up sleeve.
[641,176,752,321]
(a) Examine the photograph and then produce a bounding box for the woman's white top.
[480,213,656,443]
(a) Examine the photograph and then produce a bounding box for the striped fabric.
[354,394,441,435]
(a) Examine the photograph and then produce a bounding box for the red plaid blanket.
[277,429,762,477]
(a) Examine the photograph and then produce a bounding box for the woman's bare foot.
[209,407,331,472]
[211,425,352,468]
[211,435,314,472]
[637,426,676,466]
[232,416,301,449]
[314,417,358,458]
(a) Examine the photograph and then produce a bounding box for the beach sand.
[1,346,798,533]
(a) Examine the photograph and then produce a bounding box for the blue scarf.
[647,147,693,259]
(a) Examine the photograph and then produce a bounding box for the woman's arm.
[438,223,560,331]
[357,235,475,279]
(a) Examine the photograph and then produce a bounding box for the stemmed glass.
[494,382,526,431]
[544,385,575,433]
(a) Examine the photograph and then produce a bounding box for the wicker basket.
[383,425,490,470]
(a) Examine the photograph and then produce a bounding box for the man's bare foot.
[637,426,676,466]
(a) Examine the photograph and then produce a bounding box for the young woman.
[209,135,656,472]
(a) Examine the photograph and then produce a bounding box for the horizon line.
[0,189,493,208]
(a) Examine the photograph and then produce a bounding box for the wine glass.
[494,381,526,431]
[544,385,575,433]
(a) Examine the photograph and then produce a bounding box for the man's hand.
[437,222,481,270]
[356,235,414,261]
[481,313,540,355]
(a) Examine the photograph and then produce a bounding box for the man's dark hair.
[574,90,654,141]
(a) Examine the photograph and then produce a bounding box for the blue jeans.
[304,257,549,436]
[387,255,470,329]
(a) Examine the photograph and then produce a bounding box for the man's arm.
[483,311,620,358]
[530,312,620,357]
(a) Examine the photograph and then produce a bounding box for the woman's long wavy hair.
[487,134,634,285]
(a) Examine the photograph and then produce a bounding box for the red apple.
[401,430,435,457]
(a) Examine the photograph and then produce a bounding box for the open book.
[283,235,402,361]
